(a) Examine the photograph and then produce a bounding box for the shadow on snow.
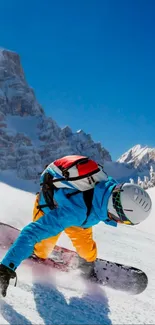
[0,301,33,325]
[32,279,112,325]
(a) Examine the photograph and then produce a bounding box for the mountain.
[0,48,111,181]
[118,144,155,177]
[0,48,154,187]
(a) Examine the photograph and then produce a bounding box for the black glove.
[0,264,17,297]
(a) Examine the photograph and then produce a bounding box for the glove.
[0,264,17,297]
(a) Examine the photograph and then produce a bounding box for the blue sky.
[0,0,155,160]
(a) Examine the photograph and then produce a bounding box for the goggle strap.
[112,184,134,225]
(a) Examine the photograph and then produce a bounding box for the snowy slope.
[0,181,155,324]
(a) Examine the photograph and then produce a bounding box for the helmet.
[108,183,152,225]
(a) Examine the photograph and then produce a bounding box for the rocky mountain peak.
[0,49,112,180]
[0,49,44,117]
[0,48,24,79]
[118,144,155,172]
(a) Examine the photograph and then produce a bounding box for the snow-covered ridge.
[0,49,111,180]
[118,144,155,176]
[118,144,155,165]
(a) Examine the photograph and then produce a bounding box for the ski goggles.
[108,184,133,225]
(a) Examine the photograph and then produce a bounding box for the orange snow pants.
[32,194,97,262]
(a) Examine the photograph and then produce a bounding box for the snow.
[0,170,38,193]
[104,160,135,181]
[0,179,155,324]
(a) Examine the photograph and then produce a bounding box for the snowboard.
[0,222,148,295]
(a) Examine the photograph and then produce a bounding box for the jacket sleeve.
[1,189,88,271]
[1,207,67,271]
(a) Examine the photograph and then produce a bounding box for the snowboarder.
[0,155,152,297]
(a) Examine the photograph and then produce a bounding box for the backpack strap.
[67,188,94,217]
[39,172,57,210]
[39,172,94,217]
[52,170,99,183]
[83,188,94,217]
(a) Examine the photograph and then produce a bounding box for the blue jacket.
[1,177,118,270]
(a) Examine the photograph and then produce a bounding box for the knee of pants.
[34,234,61,259]
[76,242,97,262]
[65,227,97,262]
[75,240,97,262]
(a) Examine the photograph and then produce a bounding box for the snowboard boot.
[78,256,98,281]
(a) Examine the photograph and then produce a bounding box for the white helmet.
[108,183,152,225]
